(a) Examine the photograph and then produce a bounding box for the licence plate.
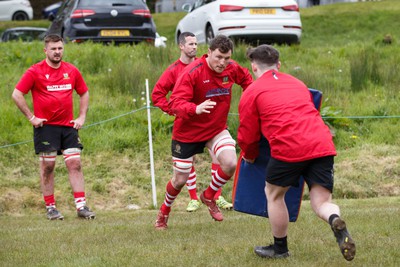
[250,8,276,15]
[100,30,130,37]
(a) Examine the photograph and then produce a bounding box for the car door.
[0,0,14,20]
[183,0,211,43]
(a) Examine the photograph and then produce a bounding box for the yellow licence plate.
[250,8,276,15]
[100,30,130,37]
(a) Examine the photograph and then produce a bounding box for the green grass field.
[1,197,399,266]
[1,1,400,265]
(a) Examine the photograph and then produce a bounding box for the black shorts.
[33,125,83,155]
[266,156,335,192]
[171,139,207,159]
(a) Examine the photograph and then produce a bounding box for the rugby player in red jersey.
[12,34,95,220]
[152,32,233,213]
[237,44,355,261]
[154,35,253,230]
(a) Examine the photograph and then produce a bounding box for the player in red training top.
[154,35,253,230]
[152,32,233,213]
[237,45,355,261]
[12,34,95,220]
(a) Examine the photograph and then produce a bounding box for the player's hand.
[31,117,47,128]
[243,157,255,164]
[70,117,85,130]
[196,99,216,114]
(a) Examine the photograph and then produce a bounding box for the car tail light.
[70,10,96,18]
[133,9,152,18]
[282,5,299,12]
[220,5,244,12]
[144,38,155,45]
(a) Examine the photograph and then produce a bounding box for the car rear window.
[79,0,145,6]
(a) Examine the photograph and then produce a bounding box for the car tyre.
[12,11,29,21]
[206,25,214,45]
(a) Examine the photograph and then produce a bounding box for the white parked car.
[175,0,302,45]
[0,0,33,21]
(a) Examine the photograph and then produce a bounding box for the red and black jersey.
[15,60,88,127]
[151,58,194,115]
[169,54,253,143]
[237,70,336,162]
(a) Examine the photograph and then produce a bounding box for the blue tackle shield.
[232,89,323,222]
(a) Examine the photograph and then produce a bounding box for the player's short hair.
[246,44,280,66]
[209,35,233,54]
[178,32,195,45]
[44,34,64,45]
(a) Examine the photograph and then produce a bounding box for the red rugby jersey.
[238,70,336,162]
[15,60,88,127]
[151,58,194,115]
[169,54,253,143]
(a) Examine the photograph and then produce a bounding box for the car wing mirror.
[182,3,192,12]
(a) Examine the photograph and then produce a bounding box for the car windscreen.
[7,30,47,41]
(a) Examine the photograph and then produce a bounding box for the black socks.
[274,236,288,253]
[329,214,340,226]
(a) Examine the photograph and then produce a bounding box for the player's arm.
[237,92,260,161]
[12,89,47,127]
[152,72,174,114]
[235,62,253,91]
[71,91,89,130]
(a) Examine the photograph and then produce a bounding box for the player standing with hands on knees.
[237,44,355,260]
[152,32,233,213]
[154,35,253,230]
[12,34,95,220]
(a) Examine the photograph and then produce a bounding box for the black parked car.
[48,0,156,45]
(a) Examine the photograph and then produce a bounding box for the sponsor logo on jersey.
[222,76,229,84]
[205,87,230,97]
[47,84,72,91]
[45,74,50,79]
[63,73,70,79]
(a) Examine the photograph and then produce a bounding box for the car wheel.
[206,25,214,45]
[12,11,29,21]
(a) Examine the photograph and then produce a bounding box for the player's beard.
[49,55,62,65]
[185,50,197,59]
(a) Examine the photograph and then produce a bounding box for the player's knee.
[172,174,189,189]
[219,153,237,175]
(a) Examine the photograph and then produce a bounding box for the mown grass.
[0,1,399,213]
[1,197,399,266]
